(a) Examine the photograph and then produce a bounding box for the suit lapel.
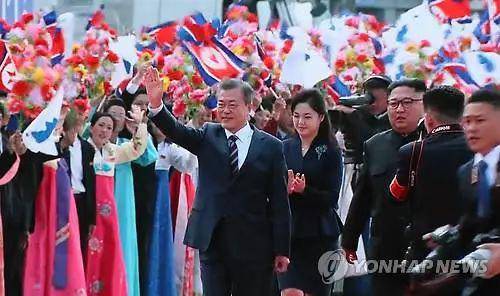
[215,125,230,157]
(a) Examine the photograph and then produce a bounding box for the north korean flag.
[145,21,178,49]
[179,13,245,86]
[428,0,472,24]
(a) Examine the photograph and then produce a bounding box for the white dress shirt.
[148,104,254,169]
[224,123,253,169]
[148,104,164,116]
[473,145,500,187]
[69,138,86,194]
[156,141,198,173]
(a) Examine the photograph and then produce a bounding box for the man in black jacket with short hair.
[389,86,473,263]
[342,79,427,296]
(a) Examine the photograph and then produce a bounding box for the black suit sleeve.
[389,144,412,202]
[0,150,17,179]
[457,163,478,244]
[150,105,205,154]
[269,140,291,257]
[341,142,373,251]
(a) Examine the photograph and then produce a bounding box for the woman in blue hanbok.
[146,124,197,296]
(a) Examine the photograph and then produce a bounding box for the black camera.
[409,225,500,286]
[338,93,375,107]
[338,75,392,107]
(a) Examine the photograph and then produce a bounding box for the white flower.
[315,144,327,160]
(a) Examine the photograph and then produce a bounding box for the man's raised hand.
[143,66,163,109]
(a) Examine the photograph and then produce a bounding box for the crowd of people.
[0,58,499,296]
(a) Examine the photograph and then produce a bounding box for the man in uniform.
[341,79,426,296]
[389,86,473,262]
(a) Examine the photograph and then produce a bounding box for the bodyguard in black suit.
[390,86,473,261]
[456,89,500,295]
[341,79,427,295]
[144,69,291,296]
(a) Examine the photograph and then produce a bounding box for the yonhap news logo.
[318,249,490,283]
[317,249,349,284]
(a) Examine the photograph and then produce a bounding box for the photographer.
[330,75,392,175]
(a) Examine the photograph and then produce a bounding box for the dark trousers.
[3,223,26,296]
[200,221,274,296]
[74,192,89,264]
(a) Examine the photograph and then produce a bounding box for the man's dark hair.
[218,79,254,105]
[388,79,427,94]
[122,87,147,111]
[423,86,465,123]
[467,89,500,109]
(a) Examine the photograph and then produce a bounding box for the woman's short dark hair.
[103,98,126,113]
[290,89,333,143]
[90,112,115,128]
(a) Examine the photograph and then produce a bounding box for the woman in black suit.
[278,89,343,296]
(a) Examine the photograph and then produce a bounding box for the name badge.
[471,166,478,184]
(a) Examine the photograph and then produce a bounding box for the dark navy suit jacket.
[283,135,343,239]
[150,106,291,260]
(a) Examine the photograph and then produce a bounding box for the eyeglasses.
[217,103,240,111]
[388,98,422,110]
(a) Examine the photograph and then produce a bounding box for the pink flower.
[189,89,207,104]
[172,99,187,117]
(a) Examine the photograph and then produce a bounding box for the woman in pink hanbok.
[23,158,87,296]
[85,107,147,296]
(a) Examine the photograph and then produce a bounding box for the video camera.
[339,93,375,107]
[338,75,392,108]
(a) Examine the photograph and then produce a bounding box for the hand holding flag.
[22,86,64,156]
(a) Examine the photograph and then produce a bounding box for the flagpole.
[269,87,279,100]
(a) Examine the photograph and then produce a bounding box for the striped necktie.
[228,135,239,177]
[477,160,491,218]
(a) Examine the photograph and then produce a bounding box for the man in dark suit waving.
[144,67,291,296]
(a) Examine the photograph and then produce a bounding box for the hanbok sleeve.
[114,123,148,164]
[168,144,197,174]
[133,135,159,167]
